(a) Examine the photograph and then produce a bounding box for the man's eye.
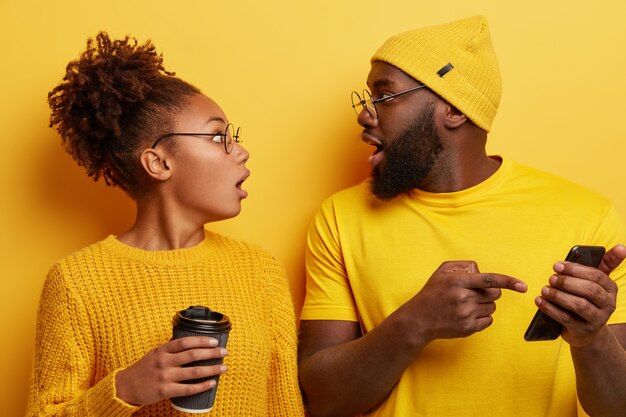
[372,91,394,102]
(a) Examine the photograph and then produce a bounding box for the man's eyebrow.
[370,78,398,89]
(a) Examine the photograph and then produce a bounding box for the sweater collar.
[102,229,218,264]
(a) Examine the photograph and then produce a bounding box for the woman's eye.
[211,135,225,143]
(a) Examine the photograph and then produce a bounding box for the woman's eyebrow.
[204,116,227,126]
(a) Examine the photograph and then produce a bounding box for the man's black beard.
[370,104,443,200]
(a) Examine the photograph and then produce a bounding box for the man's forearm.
[572,325,626,417]
[299,312,426,417]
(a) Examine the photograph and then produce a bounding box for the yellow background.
[1,1,625,415]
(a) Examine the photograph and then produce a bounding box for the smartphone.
[523,245,606,341]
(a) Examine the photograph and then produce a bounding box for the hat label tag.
[437,63,454,77]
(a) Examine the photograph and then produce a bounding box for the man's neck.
[419,154,501,193]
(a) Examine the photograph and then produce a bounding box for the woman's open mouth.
[236,170,250,198]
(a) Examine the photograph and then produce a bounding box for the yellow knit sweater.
[26,230,305,417]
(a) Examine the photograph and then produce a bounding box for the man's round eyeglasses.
[351,84,427,119]
[151,123,242,154]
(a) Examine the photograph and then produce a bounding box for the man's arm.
[537,245,626,417]
[570,323,626,417]
[298,262,527,417]
[298,314,426,417]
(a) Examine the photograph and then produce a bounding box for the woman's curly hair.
[48,31,200,196]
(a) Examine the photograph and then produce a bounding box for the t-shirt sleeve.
[300,197,359,322]
[592,204,626,325]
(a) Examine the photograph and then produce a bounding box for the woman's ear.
[140,148,172,181]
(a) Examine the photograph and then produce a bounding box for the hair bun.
[48,32,171,185]
[48,31,199,195]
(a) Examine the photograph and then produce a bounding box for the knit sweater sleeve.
[25,263,139,417]
[264,257,305,416]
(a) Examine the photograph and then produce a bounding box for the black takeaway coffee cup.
[170,306,232,413]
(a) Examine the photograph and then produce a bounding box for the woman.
[26,32,304,416]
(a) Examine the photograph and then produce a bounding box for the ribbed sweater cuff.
[86,369,141,416]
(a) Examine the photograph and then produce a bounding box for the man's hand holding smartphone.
[525,245,622,346]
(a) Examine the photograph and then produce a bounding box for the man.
[298,15,626,417]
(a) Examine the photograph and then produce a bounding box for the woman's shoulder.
[204,229,280,264]
[204,230,290,289]
[48,236,114,271]
[40,236,116,303]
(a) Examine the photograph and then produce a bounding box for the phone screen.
[523,245,605,341]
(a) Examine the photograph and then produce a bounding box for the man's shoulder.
[315,181,373,211]
[326,180,371,200]
[507,159,612,206]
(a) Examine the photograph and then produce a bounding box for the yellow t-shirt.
[27,229,304,417]
[302,157,626,417]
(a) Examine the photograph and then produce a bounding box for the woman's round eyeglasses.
[151,123,242,154]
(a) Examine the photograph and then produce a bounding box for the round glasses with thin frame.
[351,84,428,120]
[351,90,376,119]
[151,123,242,154]
[223,123,242,154]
